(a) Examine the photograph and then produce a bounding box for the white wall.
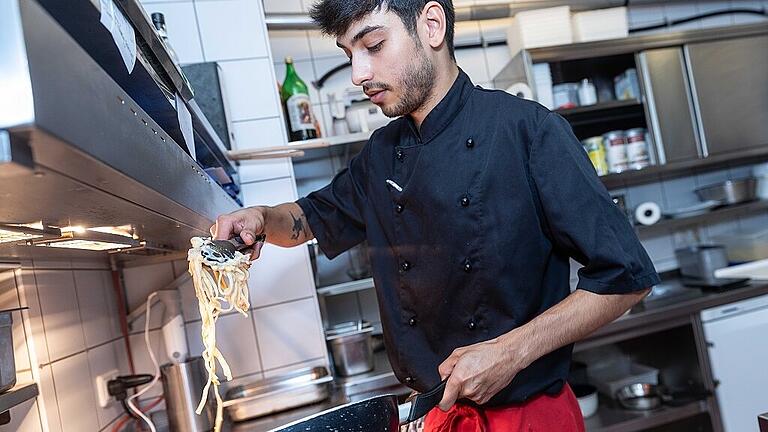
[0,258,127,432]
[136,0,329,402]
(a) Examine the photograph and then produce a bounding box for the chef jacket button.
[463,260,472,272]
[401,261,412,272]
[460,196,470,207]
[405,376,414,384]
[468,320,476,330]
[395,203,404,213]
[466,138,475,148]
[408,317,417,326]
[396,148,405,161]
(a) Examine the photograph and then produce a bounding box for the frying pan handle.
[403,379,447,423]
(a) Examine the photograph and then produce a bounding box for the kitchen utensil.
[663,200,719,219]
[224,366,332,422]
[572,384,598,417]
[695,178,758,205]
[675,244,729,280]
[202,234,266,262]
[268,380,447,432]
[161,357,213,432]
[0,310,16,394]
[326,321,374,377]
[615,383,662,410]
[587,359,658,397]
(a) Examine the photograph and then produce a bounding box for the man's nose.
[351,57,373,86]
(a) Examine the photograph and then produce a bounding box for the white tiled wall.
[0,258,127,432]
[133,0,329,398]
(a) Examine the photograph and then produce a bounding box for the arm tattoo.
[289,211,309,240]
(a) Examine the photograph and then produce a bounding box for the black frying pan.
[269,380,447,432]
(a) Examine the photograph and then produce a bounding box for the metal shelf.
[0,383,38,414]
[528,23,768,63]
[555,99,642,117]
[637,199,768,237]
[288,131,373,148]
[585,397,707,432]
[316,278,374,297]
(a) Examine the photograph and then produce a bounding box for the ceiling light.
[0,223,61,245]
[31,229,140,251]
[38,239,134,251]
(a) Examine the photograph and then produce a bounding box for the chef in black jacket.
[212,1,659,430]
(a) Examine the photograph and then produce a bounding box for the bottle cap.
[285,56,293,64]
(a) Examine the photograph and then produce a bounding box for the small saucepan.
[268,380,446,432]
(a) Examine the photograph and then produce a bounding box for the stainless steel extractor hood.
[0,0,240,255]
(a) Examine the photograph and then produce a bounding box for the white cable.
[127,292,160,432]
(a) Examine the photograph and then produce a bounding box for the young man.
[212,1,659,430]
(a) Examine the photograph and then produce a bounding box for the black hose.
[121,399,141,421]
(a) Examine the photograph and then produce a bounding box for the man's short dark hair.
[309,0,456,60]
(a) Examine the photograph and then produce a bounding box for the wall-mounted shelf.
[555,99,642,117]
[637,199,768,237]
[0,383,38,414]
[316,277,374,297]
[585,397,707,432]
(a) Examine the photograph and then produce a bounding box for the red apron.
[423,384,585,432]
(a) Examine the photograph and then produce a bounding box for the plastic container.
[587,359,659,398]
[711,229,768,263]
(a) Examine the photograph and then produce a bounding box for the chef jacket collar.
[406,67,473,144]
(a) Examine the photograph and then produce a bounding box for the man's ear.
[422,1,447,50]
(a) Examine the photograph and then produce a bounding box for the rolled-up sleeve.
[529,113,660,294]
[295,140,371,260]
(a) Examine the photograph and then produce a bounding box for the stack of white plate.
[506,6,573,56]
[532,63,554,109]
[572,7,629,43]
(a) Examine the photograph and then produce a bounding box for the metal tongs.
[201,234,266,263]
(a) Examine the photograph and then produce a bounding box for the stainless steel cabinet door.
[685,35,768,157]
[638,47,702,164]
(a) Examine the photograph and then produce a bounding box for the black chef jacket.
[297,69,660,405]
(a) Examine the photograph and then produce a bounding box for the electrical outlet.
[95,369,120,408]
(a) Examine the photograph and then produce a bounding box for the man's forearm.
[500,288,651,367]
[262,203,315,247]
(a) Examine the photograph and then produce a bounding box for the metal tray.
[223,366,332,422]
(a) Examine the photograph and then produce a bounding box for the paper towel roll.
[506,82,534,100]
[634,202,661,226]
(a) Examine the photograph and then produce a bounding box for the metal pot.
[326,322,374,377]
[675,244,729,281]
[615,383,662,410]
[269,380,446,432]
[695,178,758,205]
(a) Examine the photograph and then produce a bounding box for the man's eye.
[368,41,384,52]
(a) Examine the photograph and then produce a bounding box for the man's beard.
[364,53,436,118]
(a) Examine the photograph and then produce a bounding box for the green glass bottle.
[281,57,318,141]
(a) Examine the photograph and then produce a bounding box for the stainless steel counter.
[222,278,768,431]
[224,351,410,432]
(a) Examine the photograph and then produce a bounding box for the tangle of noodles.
[188,237,251,432]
